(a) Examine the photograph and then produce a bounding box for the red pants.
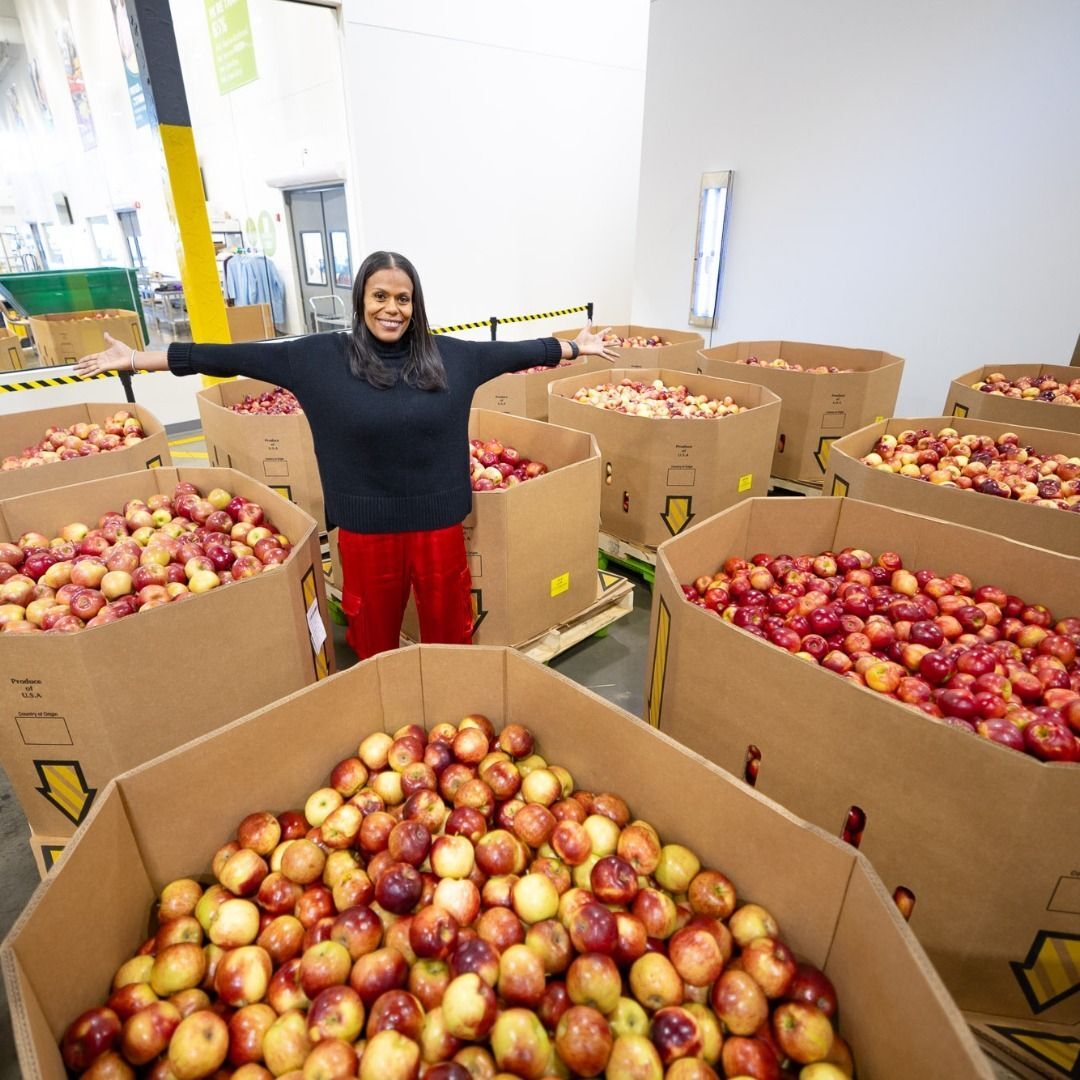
[338,525,473,660]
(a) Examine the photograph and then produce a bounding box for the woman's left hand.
[575,320,621,363]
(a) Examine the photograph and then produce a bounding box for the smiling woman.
[73,250,621,660]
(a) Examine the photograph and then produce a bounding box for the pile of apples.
[683,548,1080,762]
[973,372,1080,406]
[0,482,293,636]
[737,358,849,375]
[571,379,748,420]
[603,333,664,349]
[229,388,303,416]
[59,715,857,1080]
[859,426,1080,511]
[1,410,145,471]
[517,360,579,375]
[469,439,548,492]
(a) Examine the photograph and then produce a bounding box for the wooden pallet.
[597,531,658,585]
[768,476,825,497]
[517,571,634,663]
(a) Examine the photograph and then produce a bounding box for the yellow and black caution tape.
[497,305,589,325]
[430,319,490,335]
[0,371,120,394]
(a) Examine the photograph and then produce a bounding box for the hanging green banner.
[205,0,258,95]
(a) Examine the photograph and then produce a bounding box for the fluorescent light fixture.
[689,170,732,328]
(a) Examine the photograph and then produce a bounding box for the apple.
[772,1001,834,1064]
[119,999,182,1065]
[61,1006,122,1072]
[605,1034,664,1080]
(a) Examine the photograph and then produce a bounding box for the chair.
[309,294,347,333]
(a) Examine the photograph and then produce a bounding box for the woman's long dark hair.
[346,251,447,390]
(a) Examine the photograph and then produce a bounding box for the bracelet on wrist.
[568,341,580,360]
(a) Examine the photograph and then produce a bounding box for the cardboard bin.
[28,309,143,368]
[0,466,333,840]
[0,330,22,372]
[548,367,780,549]
[1,645,990,1079]
[555,323,704,372]
[0,401,170,501]
[197,377,325,531]
[472,354,609,421]
[646,497,1080,1075]
[826,415,1080,557]
[696,340,904,486]
[946,364,1080,436]
[225,302,275,342]
[401,409,602,645]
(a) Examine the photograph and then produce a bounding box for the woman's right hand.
[74,332,134,376]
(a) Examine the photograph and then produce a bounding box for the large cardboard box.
[28,309,143,368]
[826,416,1080,557]
[197,377,325,531]
[947,364,1080,435]
[696,340,905,485]
[225,302,275,342]
[1,645,990,1079]
[646,497,1080,1074]
[400,410,601,645]
[471,355,609,421]
[548,367,780,549]
[0,466,333,840]
[0,329,22,372]
[555,323,704,371]
[0,401,170,501]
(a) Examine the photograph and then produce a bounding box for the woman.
[75,250,619,658]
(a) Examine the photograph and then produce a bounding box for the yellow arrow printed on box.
[987,1024,1080,1077]
[660,496,694,537]
[34,760,96,827]
[813,436,838,474]
[1011,931,1080,1013]
[647,598,671,729]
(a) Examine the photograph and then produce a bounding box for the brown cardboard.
[0,401,171,501]
[547,367,780,549]
[0,466,334,839]
[225,303,275,342]
[555,324,704,372]
[196,377,325,530]
[1,645,990,1079]
[398,409,601,645]
[0,330,22,372]
[28,309,143,368]
[947,364,1080,435]
[647,497,1080,1043]
[471,355,609,420]
[697,340,905,484]
[27,833,68,880]
[826,416,1080,556]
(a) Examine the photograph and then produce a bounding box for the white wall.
[632,0,1080,416]
[341,0,650,340]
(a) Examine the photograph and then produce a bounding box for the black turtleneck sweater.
[168,332,563,533]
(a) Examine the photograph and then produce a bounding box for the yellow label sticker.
[550,572,570,597]
[737,474,753,493]
[874,416,885,424]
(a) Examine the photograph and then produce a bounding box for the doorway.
[284,185,352,332]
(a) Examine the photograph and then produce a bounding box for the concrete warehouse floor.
[0,428,1014,1078]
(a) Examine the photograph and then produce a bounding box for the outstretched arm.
[74,333,169,376]
[74,332,293,385]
